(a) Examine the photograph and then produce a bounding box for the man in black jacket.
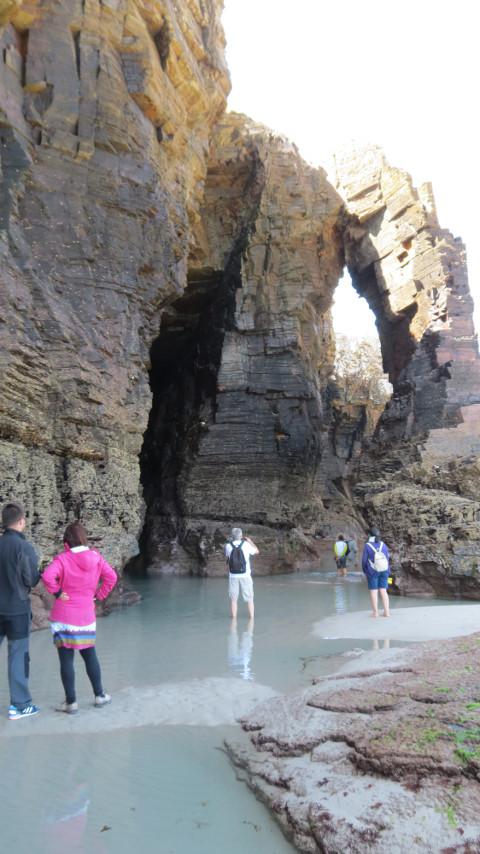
[0,501,40,719]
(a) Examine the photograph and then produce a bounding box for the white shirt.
[224,539,257,576]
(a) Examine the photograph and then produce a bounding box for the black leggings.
[57,646,103,704]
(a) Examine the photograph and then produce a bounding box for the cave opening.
[128,268,230,576]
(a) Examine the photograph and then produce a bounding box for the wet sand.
[0,676,278,738]
[313,603,480,642]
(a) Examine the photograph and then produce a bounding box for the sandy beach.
[313,603,480,642]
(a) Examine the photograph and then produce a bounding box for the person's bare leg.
[369,589,379,617]
[247,599,254,620]
[379,588,390,616]
[230,598,238,619]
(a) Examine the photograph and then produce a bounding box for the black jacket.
[0,528,40,615]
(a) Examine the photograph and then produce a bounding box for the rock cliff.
[136,114,347,575]
[335,148,480,597]
[0,0,228,587]
[1,0,480,600]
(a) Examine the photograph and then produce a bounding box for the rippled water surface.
[0,571,456,852]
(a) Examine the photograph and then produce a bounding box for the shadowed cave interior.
[128,263,404,576]
[128,269,230,575]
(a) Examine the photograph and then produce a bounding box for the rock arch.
[336,145,480,451]
[1,0,479,597]
[134,121,480,583]
[335,146,480,596]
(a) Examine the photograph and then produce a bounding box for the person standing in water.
[41,522,117,713]
[0,501,40,720]
[224,527,258,620]
[333,534,349,576]
[361,527,391,618]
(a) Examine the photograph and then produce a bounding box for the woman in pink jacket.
[41,522,117,714]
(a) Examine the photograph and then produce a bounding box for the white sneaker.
[94,693,111,707]
[56,701,78,714]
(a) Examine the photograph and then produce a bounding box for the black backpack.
[228,540,247,574]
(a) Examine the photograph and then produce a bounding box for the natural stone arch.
[132,120,480,583]
[335,145,480,454]
[1,0,479,595]
[334,146,480,597]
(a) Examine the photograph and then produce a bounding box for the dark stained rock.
[137,114,349,574]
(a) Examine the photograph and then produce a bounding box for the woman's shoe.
[94,693,111,707]
[56,701,78,714]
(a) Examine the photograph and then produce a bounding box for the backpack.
[368,541,389,572]
[228,540,247,574]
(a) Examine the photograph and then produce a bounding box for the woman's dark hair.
[64,522,88,548]
[369,527,381,543]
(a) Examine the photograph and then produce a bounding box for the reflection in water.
[228,619,254,681]
[42,782,101,853]
[372,638,391,651]
[334,582,347,614]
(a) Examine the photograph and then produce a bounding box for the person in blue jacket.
[361,527,391,618]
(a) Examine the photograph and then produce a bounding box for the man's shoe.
[94,693,111,707]
[8,704,40,720]
[55,701,78,714]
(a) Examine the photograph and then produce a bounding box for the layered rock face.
[137,114,348,575]
[0,0,228,596]
[335,148,480,597]
[1,0,480,598]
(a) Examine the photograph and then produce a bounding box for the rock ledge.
[226,635,480,852]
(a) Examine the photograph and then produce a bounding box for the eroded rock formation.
[226,635,480,852]
[1,0,480,600]
[0,0,228,593]
[136,114,348,575]
[335,148,480,597]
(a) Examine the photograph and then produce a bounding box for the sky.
[222,0,479,340]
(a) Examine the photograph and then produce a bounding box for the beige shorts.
[228,574,254,602]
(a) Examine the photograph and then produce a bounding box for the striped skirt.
[50,621,96,650]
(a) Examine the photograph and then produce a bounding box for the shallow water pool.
[0,572,458,853]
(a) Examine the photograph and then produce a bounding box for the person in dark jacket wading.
[0,501,40,719]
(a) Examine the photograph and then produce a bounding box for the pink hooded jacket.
[41,547,117,625]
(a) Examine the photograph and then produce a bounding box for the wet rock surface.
[226,635,480,853]
[1,0,480,602]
